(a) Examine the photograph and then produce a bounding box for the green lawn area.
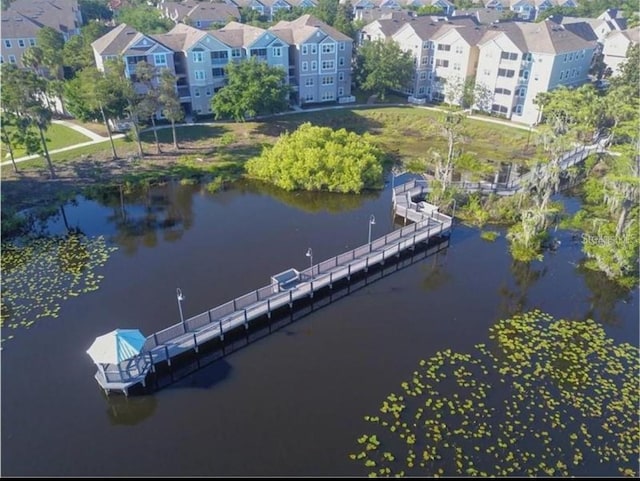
[1,123,92,159]
[5,106,533,178]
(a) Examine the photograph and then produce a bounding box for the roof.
[152,32,188,51]
[616,26,640,45]
[270,14,352,44]
[452,8,512,25]
[1,0,81,38]
[165,22,207,49]
[478,20,596,54]
[216,21,269,47]
[92,23,172,56]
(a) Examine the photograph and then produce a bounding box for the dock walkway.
[90,180,452,395]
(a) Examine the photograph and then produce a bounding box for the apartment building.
[475,21,596,124]
[481,0,577,21]
[602,27,639,76]
[157,0,241,28]
[91,23,176,96]
[229,0,317,21]
[270,14,354,105]
[360,17,409,42]
[389,17,479,99]
[0,0,82,67]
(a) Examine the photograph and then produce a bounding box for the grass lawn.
[1,123,92,159]
[5,106,533,181]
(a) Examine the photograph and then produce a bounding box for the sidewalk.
[1,120,125,167]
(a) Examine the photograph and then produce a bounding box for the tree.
[312,0,338,25]
[334,2,356,39]
[212,57,290,121]
[104,58,145,157]
[246,123,384,193]
[117,5,174,34]
[1,65,56,177]
[413,5,444,15]
[63,22,109,74]
[36,27,65,78]
[0,111,19,173]
[135,60,162,154]
[354,39,414,101]
[64,66,128,159]
[21,46,46,76]
[158,69,184,150]
[79,0,113,22]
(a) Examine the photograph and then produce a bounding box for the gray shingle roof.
[270,14,352,44]
[2,0,81,38]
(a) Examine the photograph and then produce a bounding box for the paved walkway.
[1,120,125,167]
[1,102,537,167]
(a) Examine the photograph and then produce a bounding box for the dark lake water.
[1,175,638,476]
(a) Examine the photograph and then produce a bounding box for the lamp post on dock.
[176,288,185,325]
[368,214,376,246]
[306,248,313,276]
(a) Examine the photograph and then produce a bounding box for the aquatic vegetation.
[349,310,639,477]
[0,235,117,345]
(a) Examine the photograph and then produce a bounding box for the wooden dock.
[90,180,452,395]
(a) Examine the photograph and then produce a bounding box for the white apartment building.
[389,17,479,98]
[475,21,596,124]
[602,27,639,76]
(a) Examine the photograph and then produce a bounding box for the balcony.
[177,86,191,100]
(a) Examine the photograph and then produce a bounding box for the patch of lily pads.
[349,310,639,477]
[1,235,118,345]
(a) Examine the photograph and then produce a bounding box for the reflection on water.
[236,179,378,213]
[85,181,196,255]
[499,260,548,318]
[106,394,158,426]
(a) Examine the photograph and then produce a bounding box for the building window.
[211,51,229,62]
[311,44,317,54]
[212,68,225,77]
[206,88,212,96]
[231,48,242,58]
[305,77,314,87]
[302,45,308,55]
[321,90,335,101]
[491,104,508,114]
[559,71,564,80]
[194,70,205,80]
[500,51,518,61]
[304,94,314,102]
[321,44,335,54]
[322,60,334,70]
[154,54,166,66]
[568,52,574,61]
[273,47,282,57]
[519,69,529,79]
[339,57,344,66]
[29,38,36,46]
[338,87,344,96]
[195,20,201,27]
[563,54,568,62]
[0,56,3,63]
[9,55,16,64]
[311,61,317,70]
[497,68,515,78]
[494,87,511,95]
[572,68,577,78]
[251,48,267,57]
[419,71,427,80]
[338,71,344,81]
[455,46,463,54]
[340,42,345,50]
[515,105,523,114]
[302,61,308,71]
[4,40,11,48]
[18,39,25,48]
[322,76,334,85]
[194,88,200,97]
[193,51,204,63]
[418,86,425,94]
[453,63,461,71]
[523,52,532,61]
[437,44,451,51]
[435,59,449,68]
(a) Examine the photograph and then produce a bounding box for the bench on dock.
[271,268,301,293]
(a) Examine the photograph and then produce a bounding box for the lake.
[1,175,637,476]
